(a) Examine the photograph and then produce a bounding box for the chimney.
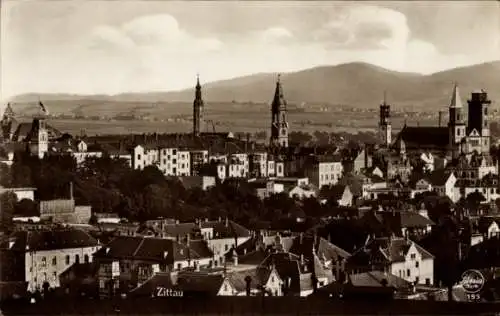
[69,182,74,200]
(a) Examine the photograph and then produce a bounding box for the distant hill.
[8,61,500,116]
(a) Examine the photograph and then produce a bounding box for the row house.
[132,145,191,176]
[304,155,343,189]
[451,153,498,182]
[93,235,214,297]
[139,218,251,268]
[455,173,500,203]
[0,228,100,293]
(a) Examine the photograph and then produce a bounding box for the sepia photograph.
[0,0,499,315]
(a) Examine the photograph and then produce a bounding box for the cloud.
[2,1,499,100]
[313,5,409,50]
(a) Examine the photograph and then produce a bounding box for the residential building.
[348,236,434,286]
[93,235,213,297]
[1,228,100,293]
[304,155,343,189]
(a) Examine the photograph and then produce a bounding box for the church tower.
[29,101,49,159]
[270,74,289,148]
[379,92,391,147]
[1,103,14,142]
[448,83,466,157]
[193,74,204,137]
[467,89,491,155]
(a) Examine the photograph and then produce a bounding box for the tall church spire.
[270,74,289,148]
[193,74,204,136]
[450,82,463,108]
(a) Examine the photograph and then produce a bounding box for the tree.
[0,191,18,227]
[14,198,38,217]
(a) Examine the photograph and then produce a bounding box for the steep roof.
[428,169,453,186]
[1,228,98,252]
[93,236,212,262]
[129,272,176,297]
[226,267,271,292]
[350,237,434,266]
[349,271,411,289]
[395,126,449,151]
[200,220,251,239]
[175,271,226,295]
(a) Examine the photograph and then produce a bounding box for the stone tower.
[193,74,204,136]
[29,101,49,159]
[270,74,289,148]
[467,89,491,155]
[1,103,14,142]
[448,83,466,157]
[379,92,391,147]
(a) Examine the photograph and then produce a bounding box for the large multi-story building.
[1,228,100,293]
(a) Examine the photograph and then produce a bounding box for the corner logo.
[460,269,485,294]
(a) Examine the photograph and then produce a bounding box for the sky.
[1,0,499,102]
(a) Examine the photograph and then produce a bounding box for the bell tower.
[270,74,289,148]
[1,103,14,142]
[379,91,391,147]
[467,89,491,155]
[448,83,466,157]
[193,74,204,137]
[29,101,49,159]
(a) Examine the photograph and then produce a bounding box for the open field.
[24,108,444,137]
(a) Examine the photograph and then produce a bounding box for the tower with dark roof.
[379,92,391,147]
[448,84,466,157]
[193,74,204,137]
[270,74,289,148]
[467,89,491,155]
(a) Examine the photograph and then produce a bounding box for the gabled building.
[348,236,434,286]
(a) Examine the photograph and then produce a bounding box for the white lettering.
[155,287,184,297]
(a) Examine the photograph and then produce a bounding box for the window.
[84,254,89,264]
[224,284,228,292]
[53,271,57,280]
[100,280,105,289]
[41,257,47,267]
[173,149,177,155]
[410,253,416,260]
[407,269,410,277]
[75,254,80,264]
[225,244,229,251]
[484,108,488,115]
[415,277,419,284]
[137,154,142,160]
[415,261,419,268]
[65,255,70,265]
[425,278,431,286]
[271,276,275,283]
[177,263,182,270]
[52,257,57,266]
[173,159,177,164]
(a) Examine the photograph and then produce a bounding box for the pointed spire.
[195,73,202,100]
[450,82,463,108]
[196,73,201,89]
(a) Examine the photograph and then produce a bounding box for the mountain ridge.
[7,60,500,111]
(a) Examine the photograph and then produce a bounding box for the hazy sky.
[1,0,499,101]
